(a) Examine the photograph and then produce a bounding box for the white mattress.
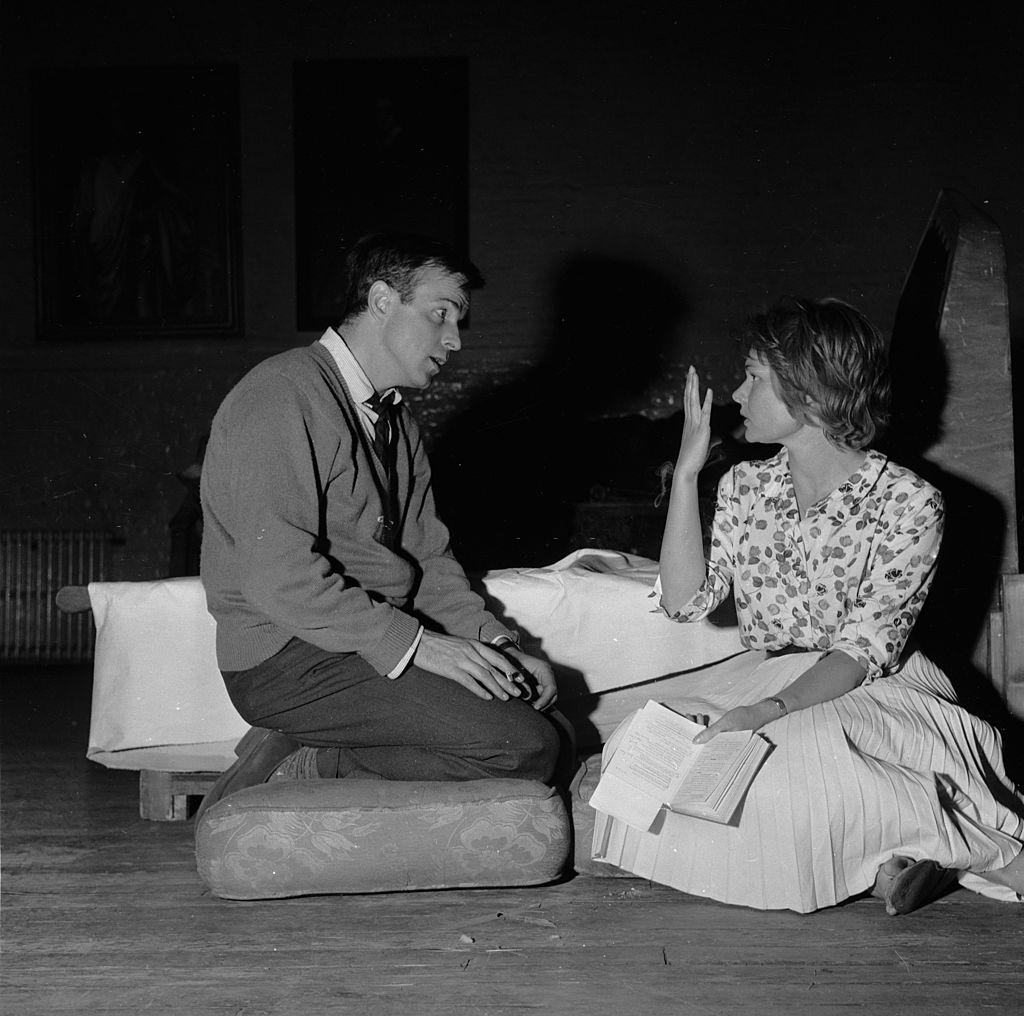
[85,548,743,771]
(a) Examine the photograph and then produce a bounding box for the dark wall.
[2,1,1021,577]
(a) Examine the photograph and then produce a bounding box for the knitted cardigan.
[200,341,514,673]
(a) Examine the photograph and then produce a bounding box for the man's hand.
[501,646,558,711]
[413,631,524,701]
[692,700,777,744]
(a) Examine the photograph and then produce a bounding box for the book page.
[605,701,703,791]
[588,702,705,830]
[670,735,772,822]
[588,770,663,831]
[669,731,755,805]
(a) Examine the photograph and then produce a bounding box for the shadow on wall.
[431,251,694,571]
[881,199,1022,775]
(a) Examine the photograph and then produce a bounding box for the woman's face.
[732,352,806,445]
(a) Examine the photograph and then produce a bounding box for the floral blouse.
[656,448,944,682]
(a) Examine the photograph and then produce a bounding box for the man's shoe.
[269,745,322,781]
[195,727,300,822]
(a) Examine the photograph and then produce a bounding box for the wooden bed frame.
[988,574,1024,721]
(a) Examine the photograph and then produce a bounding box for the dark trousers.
[222,637,563,783]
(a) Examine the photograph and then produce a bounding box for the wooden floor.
[2,666,1022,1016]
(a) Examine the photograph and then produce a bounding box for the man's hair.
[742,297,891,449]
[337,232,485,325]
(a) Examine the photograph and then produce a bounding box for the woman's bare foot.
[871,856,912,901]
[872,856,958,914]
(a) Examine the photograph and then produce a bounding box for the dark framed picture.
[294,57,469,331]
[31,64,243,340]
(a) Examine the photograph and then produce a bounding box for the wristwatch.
[767,696,789,716]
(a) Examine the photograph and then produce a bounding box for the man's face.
[379,266,468,389]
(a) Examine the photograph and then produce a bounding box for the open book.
[588,700,772,829]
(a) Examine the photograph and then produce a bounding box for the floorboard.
[2,666,1022,1015]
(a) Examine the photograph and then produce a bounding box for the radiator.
[0,529,112,663]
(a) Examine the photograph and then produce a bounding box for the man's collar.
[318,328,402,412]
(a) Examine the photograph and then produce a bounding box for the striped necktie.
[365,391,400,549]
[366,391,398,472]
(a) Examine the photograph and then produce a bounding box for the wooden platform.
[2,664,1023,1016]
[139,769,219,821]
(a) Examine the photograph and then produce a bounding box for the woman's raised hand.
[674,365,714,482]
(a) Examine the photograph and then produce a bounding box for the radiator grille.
[1,530,112,663]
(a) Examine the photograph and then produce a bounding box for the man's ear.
[367,280,393,322]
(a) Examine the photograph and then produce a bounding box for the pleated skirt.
[596,650,1024,912]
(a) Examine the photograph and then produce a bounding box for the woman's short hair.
[742,297,891,449]
[337,231,484,325]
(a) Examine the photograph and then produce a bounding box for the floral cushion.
[195,778,570,900]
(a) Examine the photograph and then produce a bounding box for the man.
[197,232,561,817]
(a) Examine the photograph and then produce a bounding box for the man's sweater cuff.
[360,609,424,676]
[387,626,424,678]
[480,619,518,646]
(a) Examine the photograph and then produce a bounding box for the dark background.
[293,57,469,331]
[1,0,1021,580]
[30,64,243,339]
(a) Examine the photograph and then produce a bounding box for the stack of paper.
[588,700,772,830]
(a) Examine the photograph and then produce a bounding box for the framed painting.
[31,64,243,340]
[293,57,469,331]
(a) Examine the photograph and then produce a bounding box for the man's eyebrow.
[438,294,469,315]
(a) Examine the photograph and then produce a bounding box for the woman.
[645,296,1024,913]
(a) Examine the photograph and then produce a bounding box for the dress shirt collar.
[318,327,403,417]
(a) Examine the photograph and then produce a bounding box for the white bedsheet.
[481,549,742,695]
[87,579,248,772]
[85,549,743,771]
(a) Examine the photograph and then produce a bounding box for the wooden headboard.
[887,190,1021,718]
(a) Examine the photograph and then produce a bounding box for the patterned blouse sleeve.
[653,466,741,622]
[830,482,944,681]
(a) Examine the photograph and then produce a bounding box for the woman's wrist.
[671,465,701,487]
[757,696,789,725]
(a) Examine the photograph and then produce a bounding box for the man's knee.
[505,709,562,783]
